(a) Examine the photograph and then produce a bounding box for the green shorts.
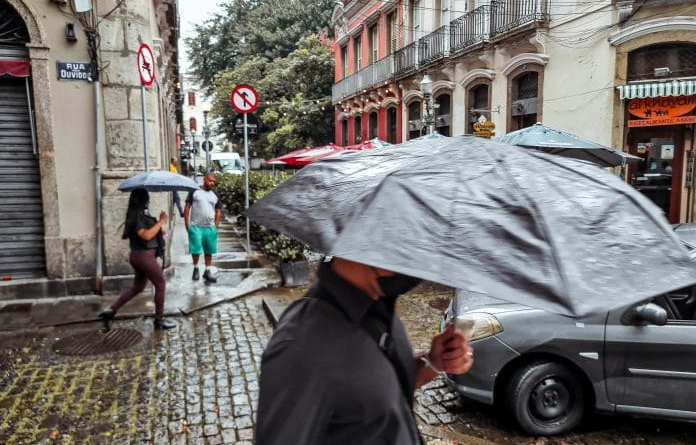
[188,226,218,255]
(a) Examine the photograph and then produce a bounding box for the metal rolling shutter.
[0,76,46,278]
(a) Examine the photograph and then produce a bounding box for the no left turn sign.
[230,84,259,113]
[137,43,155,86]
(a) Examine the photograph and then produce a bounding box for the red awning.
[0,58,31,77]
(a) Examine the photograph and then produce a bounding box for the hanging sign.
[137,43,156,86]
[230,84,259,113]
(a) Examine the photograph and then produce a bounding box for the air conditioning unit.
[511,98,537,117]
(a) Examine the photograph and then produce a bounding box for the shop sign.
[628,96,696,119]
[56,62,92,81]
[628,115,696,128]
[473,116,496,138]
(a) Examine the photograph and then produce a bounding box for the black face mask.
[377,274,422,297]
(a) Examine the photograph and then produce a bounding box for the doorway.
[628,128,684,223]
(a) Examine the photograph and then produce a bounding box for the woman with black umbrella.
[98,188,175,330]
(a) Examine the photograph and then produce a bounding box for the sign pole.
[136,43,155,171]
[230,84,259,255]
[244,113,251,253]
[141,84,149,171]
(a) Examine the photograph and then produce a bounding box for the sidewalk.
[0,217,282,331]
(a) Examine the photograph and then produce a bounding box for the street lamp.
[420,73,435,135]
[190,130,197,182]
[203,109,211,172]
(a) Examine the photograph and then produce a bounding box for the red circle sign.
[137,43,155,86]
[230,84,259,113]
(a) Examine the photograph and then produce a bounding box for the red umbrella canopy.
[282,143,344,167]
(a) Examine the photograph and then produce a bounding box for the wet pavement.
[0,220,695,444]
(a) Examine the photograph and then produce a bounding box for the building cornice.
[502,53,549,76]
[609,16,696,46]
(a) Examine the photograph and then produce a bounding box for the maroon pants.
[111,248,166,317]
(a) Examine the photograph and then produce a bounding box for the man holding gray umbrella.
[255,256,474,445]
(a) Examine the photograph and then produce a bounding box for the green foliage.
[210,34,334,159]
[215,171,307,263]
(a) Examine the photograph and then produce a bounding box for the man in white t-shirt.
[184,172,222,283]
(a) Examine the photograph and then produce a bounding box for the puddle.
[210,271,250,286]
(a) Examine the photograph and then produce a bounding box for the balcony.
[450,4,490,54]
[490,0,548,38]
[418,25,448,66]
[332,0,549,103]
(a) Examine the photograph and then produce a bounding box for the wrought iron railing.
[332,0,550,103]
[394,41,418,76]
[490,0,549,38]
[450,4,490,54]
[418,26,448,66]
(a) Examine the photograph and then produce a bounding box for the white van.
[211,152,244,175]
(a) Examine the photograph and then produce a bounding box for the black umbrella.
[118,170,199,192]
[247,136,696,317]
[497,123,641,168]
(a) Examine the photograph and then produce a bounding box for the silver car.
[441,228,696,436]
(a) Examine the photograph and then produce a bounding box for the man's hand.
[428,324,474,375]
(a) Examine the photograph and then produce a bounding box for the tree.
[211,34,334,159]
[186,0,334,89]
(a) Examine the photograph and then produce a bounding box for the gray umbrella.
[247,135,696,317]
[118,170,199,192]
[497,123,641,168]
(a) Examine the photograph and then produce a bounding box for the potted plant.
[216,171,310,286]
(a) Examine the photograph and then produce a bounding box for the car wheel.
[504,361,585,436]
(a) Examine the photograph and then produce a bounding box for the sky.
[178,0,224,73]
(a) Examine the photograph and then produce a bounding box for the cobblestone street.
[1,288,696,445]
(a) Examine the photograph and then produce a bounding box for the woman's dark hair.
[122,188,149,239]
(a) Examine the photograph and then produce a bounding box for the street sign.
[230,84,259,113]
[201,141,214,152]
[137,43,155,86]
[234,113,259,137]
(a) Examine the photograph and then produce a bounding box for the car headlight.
[452,312,503,341]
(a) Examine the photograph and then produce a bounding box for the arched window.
[354,115,362,143]
[368,111,378,139]
[434,92,451,136]
[187,92,196,106]
[510,71,539,131]
[408,101,422,140]
[386,107,397,143]
[468,83,490,134]
[341,119,349,146]
[189,117,197,132]
[628,43,696,82]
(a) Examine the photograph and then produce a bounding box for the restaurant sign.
[627,95,696,127]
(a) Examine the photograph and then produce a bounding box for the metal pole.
[244,113,251,253]
[191,133,197,182]
[141,84,149,171]
[204,111,210,171]
[94,78,104,294]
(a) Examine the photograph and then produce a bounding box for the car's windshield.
[213,159,243,171]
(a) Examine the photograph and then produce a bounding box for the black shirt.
[256,261,422,445]
[125,214,158,250]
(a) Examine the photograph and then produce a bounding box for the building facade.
[0,0,182,298]
[332,0,696,223]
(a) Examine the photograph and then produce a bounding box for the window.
[189,117,197,132]
[354,36,362,72]
[187,92,196,106]
[510,71,539,131]
[386,107,398,143]
[386,12,396,54]
[369,24,379,63]
[368,111,378,139]
[341,119,349,146]
[628,43,696,82]
[435,93,451,136]
[408,101,422,140]
[354,115,362,143]
[468,83,490,134]
[341,45,348,79]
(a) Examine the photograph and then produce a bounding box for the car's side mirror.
[623,303,668,326]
